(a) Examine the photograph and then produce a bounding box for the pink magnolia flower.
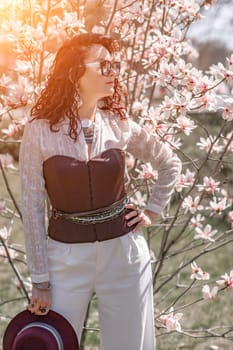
[196,176,220,194]
[216,271,233,289]
[222,98,233,122]
[6,76,33,108]
[207,197,229,214]
[132,191,147,207]
[194,224,217,242]
[166,136,182,150]
[194,92,217,112]
[52,11,85,36]
[0,227,10,240]
[175,115,196,135]
[196,136,223,153]
[15,59,32,74]
[132,99,149,114]
[0,73,12,87]
[176,58,193,76]
[131,3,150,23]
[155,62,177,88]
[110,12,126,27]
[160,307,183,332]
[195,76,211,94]
[14,280,24,291]
[173,92,193,116]
[182,75,198,91]
[190,261,210,280]
[147,106,162,123]
[196,136,212,152]
[1,123,19,138]
[222,106,233,122]
[182,195,203,214]
[0,153,14,168]
[150,121,171,136]
[227,211,233,227]
[137,163,158,180]
[221,68,233,82]
[216,81,230,94]
[219,189,233,209]
[189,214,205,228]
[0,103,8,117]
[226,54,233,68]
[210,62,233,82]
[175,168,195,192]
[178,0,200,14]
[160,95,175,119]
[202,284,218,300]
[0,246,8,263]
[0,244,16,262]
[145,42,167,63]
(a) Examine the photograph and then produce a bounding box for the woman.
[19,33,181,350]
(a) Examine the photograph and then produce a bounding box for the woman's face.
[78,44,117,101]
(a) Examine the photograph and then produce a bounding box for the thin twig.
[0,162,22,221]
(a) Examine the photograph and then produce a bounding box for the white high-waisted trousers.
[47,230,156,350]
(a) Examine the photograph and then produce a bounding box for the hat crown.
[3,310,79,350]
[12,322,64,350]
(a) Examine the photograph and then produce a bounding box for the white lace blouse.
[19,109,182,283]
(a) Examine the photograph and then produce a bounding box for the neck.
[78,98,98,121]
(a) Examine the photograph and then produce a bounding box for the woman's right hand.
[27,283,51,316]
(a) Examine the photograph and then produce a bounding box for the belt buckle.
[52,208,59,220]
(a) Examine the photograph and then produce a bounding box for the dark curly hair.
[31,33,127,141]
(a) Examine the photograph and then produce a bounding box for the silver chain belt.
[51,197,129,225]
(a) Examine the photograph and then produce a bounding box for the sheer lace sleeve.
[19,121,49,283]
[126,119,182,214]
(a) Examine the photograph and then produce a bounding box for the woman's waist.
[46,162,134,243]
[47,204,137,243]
[50,196,129,225]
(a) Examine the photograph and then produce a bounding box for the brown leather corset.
[43,148,136,243]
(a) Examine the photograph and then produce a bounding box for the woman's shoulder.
[25,116,49,127]
[100,108,133,125]
[99,110,145,145]
[22,117,51,140]
[25,117,51,131]
[99,109,130,132]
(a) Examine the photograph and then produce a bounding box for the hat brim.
[3,310,79,350]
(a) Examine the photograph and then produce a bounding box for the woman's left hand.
[125,203,158,232]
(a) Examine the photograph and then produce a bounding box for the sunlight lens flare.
[0,0,22,11]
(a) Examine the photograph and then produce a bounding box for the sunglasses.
[84,60,121,76]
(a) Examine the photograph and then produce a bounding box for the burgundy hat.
[3,310,79,350]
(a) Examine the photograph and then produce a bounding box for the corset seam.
[87,162,97,238]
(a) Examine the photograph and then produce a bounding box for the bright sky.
[188,1,233,50]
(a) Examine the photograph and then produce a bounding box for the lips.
[106,81,114,85]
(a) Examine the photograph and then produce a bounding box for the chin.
[101,91,114,98]
[97,87,115,99]
[106,87,115,95]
